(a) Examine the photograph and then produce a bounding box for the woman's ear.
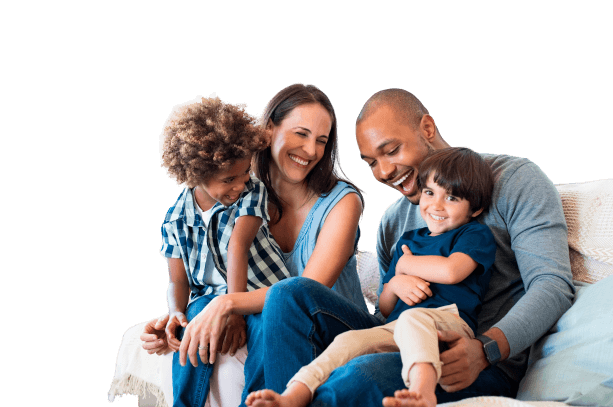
[266,119,274,131]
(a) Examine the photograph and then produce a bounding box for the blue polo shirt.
[382,221,496,332]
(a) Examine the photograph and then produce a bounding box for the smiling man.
[346,88,576,404]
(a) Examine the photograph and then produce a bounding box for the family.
[140,84,576,407]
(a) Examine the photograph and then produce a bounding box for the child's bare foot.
[245,390,284,407]
[246,382,311,407]
[382,389,436,407]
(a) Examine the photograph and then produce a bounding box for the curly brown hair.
[162,97,269,188]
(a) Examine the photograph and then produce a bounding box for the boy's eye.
[423,189,433,195]
[224,178,235,184]
[446,195,458,201]
[296,132,307,137]
[367,160,377,168]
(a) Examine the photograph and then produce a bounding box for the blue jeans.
[311,353,518,406]
[241,277,381,405]
[241,277,518,406]
[172,294,218,407]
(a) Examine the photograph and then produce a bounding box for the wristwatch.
[476,335,501,367]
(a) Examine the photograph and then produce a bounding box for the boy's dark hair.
[162,97,269,188]
[418,147,494,214]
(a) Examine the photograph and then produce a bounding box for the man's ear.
[471,207,484,218]
[420,114,437,143]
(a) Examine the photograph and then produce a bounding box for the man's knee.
[313,353,404,406]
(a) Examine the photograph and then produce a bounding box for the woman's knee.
[266,277,326,309]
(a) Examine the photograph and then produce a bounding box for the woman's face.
[269,103,332,186]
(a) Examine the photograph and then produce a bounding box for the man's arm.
[438,161,575,391]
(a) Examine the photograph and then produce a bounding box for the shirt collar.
[166,178,255,226]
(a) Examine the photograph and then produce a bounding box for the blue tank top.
[282,182,368,311]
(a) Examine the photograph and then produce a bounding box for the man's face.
[356,105,434,204]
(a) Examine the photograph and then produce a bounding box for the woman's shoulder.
[316,181,360,210]
[321,180,359,201]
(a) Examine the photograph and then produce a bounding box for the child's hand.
[141,314,172,355]
[166,311,188,352]
[389,275,432,306]
[217,314,247,357]
[396,245,414,275]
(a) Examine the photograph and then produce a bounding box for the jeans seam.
[194,362,211,406]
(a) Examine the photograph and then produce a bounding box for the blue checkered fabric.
[161,176,290,300]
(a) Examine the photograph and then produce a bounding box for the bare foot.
[245,390,284,407]
[382,389,436,407]
[246,383,311,407]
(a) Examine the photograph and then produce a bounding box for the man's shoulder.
[381,196,418,227]
[379,197,425,251]
[481,153,533,177]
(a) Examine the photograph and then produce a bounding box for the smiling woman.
[268,103,331,186]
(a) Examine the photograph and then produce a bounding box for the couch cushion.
[357,250,379,306]
[556,179,613,283]
[516,276,613,405]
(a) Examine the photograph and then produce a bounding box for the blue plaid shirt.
[161,176,290,301]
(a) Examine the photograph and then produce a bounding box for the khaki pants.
[289,304,474,395]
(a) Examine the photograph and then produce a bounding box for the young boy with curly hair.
[159,97,290,407]
[246,147,496,407]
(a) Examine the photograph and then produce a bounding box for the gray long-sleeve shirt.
[376,154,575,383]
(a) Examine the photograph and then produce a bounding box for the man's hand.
[437,330,488,392]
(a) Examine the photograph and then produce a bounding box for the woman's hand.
[140,314,172,355]
[389,275,432,306]
[166,311,188,352]
[179,295,233,367]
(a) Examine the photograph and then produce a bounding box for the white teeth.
[289,154,309,166]
[392,172,410,186]
[429,213,446,221]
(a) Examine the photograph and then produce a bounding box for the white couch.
[109,179,613,407]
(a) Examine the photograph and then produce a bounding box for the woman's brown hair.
[254,84,362,222]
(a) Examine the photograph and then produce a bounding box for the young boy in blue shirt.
[158,97,291,407]
[246,147,496,407]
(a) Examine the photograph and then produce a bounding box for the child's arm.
[379,275,432,318]
[395,244,479,285]
[221,215,263,354]
[166,257,190,351]
[226,215,263,293]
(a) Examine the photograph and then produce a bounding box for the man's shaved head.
[356,88,430,130]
